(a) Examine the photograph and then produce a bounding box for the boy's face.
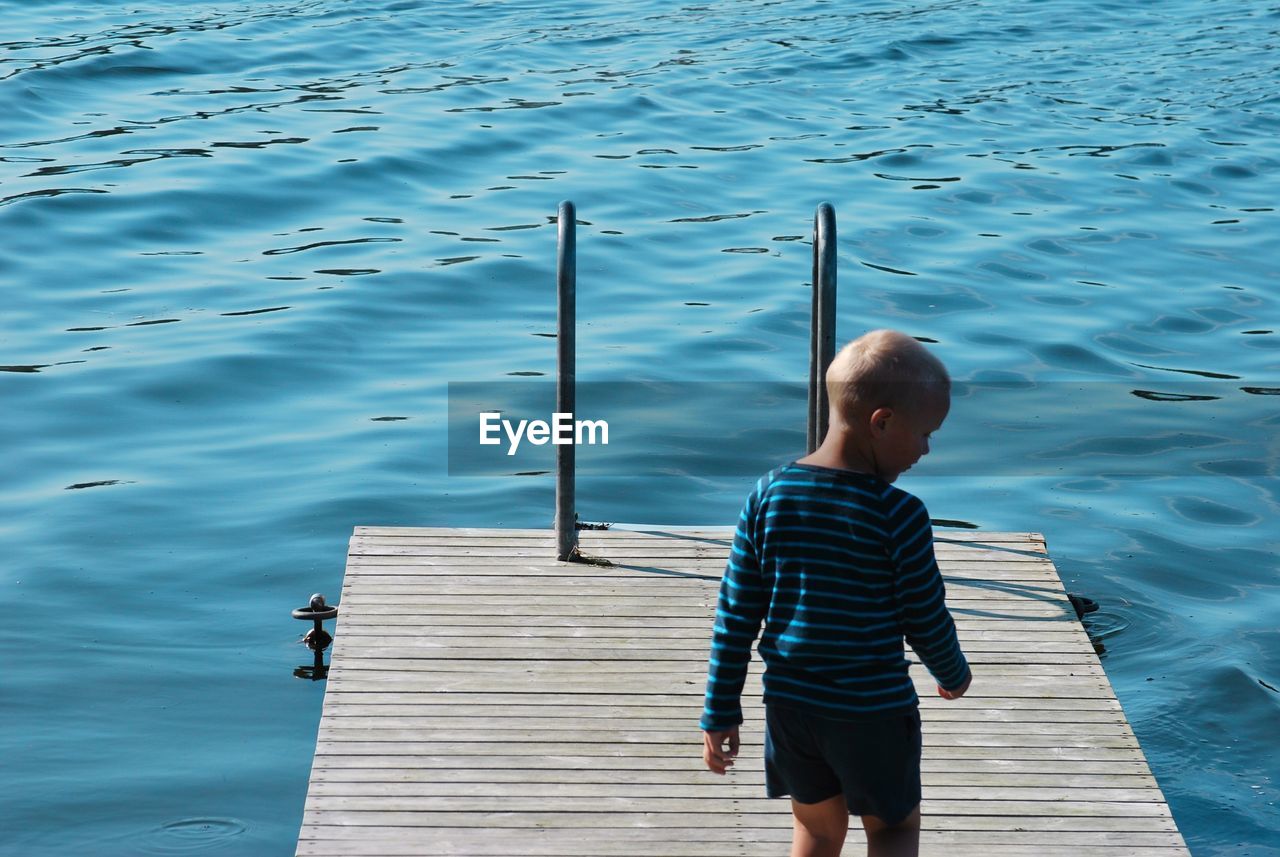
[872,392,949,482]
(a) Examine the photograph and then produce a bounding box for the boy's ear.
[868,406,894,434]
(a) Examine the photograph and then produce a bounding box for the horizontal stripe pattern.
[700,463,970,730]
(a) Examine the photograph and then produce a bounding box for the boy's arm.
[700,490,770,737]
[886,492,972,695]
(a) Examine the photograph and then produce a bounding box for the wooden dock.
[296,526,1191,856]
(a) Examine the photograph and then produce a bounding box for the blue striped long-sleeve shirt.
[700,462,971,730]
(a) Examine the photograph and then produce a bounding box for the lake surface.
[1,0,1277,854]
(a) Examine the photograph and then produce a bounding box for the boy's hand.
[938,674,971,700]
[702,727,740,774]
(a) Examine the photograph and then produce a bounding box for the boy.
[700,329,972,857]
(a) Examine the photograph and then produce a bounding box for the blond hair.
[826,329,950,423]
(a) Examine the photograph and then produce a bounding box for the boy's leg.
[860,805,921,857]
[790,794,848,857]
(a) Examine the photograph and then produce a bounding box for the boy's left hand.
[702,727,740,774]
[938,673,972,699]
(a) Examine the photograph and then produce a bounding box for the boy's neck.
[796,429,876,476]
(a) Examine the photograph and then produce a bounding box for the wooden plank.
[327,651,1103,669]
[311,708,1131,724]
[351,526,1041,540]
[340,561,1065,576]
[297,527,1189,857]
[349,527,1038,537]
[326,634,1086,650]
[330,621,1081,635]
[322,667,1112,685]
[308,781,1163,798]
[301,808,1179,830]
[314,726,1140,747]
[297,841,1189,857]
[298,827,1188,856]
[348,547,1049,567]
[321,683,1118,700]
[328,630,1096,647]
[302,796,1175,818]
[335,585,1072,603]
[308,756,1158,776]
[307,772,1162,793]
[320,721,1141,741]
[343,553,1058,567]
[335,574,1070,590]
[315,690,1125,709]
[332,598,1076,616]
[313,749,1151,767]
[297,844,1192,857]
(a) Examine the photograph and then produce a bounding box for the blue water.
[2,0,1277,853]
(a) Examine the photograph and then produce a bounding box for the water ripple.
[133,818,248,855]
[262,237,400,256]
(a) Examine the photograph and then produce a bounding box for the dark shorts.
[764,703,922,826]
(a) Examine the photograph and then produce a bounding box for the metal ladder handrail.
[808,201,838,454]
[553,201,837,560]
[555,200,577,561]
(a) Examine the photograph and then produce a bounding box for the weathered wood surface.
[296,527,1190,856]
